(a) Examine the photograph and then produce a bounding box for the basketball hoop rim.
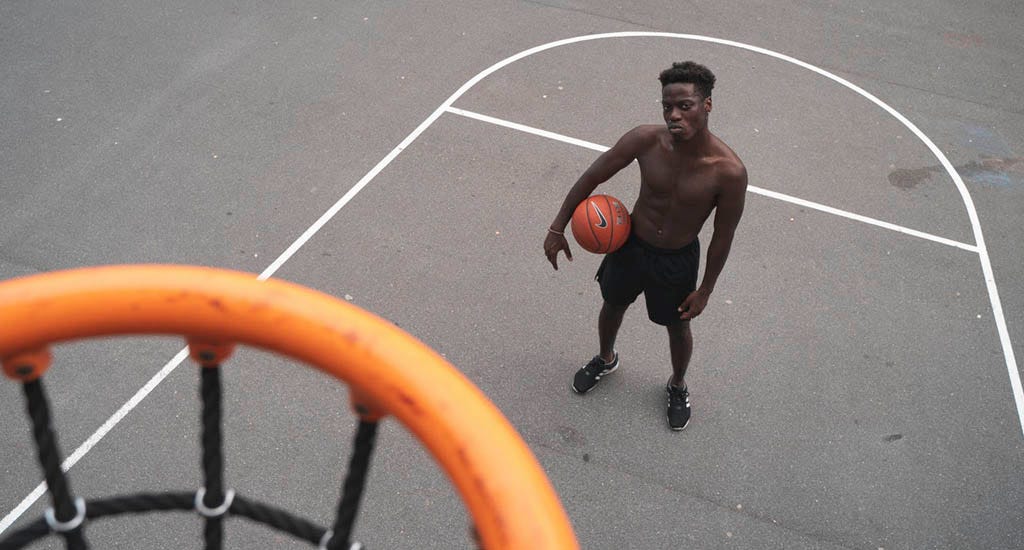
[0,264,577,549]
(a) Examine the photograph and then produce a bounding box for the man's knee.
[665,320,691,338]
[602,300,630,315]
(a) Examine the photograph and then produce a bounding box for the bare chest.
[637,153,720,207]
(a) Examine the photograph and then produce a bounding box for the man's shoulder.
[610,125,663,155]
[623,124,664,142]
[715,154,746,179]
[709,138,747,182]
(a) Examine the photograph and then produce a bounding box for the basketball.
[570,194,631,254]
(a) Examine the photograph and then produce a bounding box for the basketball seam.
[586,198,602,254]
[605,197,615,255]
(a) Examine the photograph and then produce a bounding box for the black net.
[0,363,377,550]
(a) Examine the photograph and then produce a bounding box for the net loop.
[194,488,235,518]
[44,497,86,533]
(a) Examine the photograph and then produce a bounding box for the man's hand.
[544,231,573,270]
[678,287,711,320]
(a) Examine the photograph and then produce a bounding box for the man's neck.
[670,128,713,156]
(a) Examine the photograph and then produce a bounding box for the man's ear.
[705,96,713,113]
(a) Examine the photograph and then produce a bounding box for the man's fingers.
[678,294,697,319]
[545,243,570,270]
[546,250,559,270]
[679,299,704,319]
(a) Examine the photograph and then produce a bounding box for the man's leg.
[665,320,693,430]
[599,300,629,363]
[573,300,629,394]
[577,245,638,395]
[666,320,692,387]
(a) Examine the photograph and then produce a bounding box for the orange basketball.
[570,194,631,254]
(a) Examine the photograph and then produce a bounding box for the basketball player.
[543,61,747,431]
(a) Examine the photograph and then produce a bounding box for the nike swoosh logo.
[591,202,608,228]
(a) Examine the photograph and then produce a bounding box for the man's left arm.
[679,165,748,320]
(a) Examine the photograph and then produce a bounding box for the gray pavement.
[2,1,1022,549]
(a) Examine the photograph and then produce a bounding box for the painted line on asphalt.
[446,106,979,253]
[438,31,1020,437]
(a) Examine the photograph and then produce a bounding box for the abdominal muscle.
[630,187,715,249]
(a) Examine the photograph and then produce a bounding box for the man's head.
[658,61,715,98]
[659,62,715,141]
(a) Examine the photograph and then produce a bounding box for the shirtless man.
[543,61,747,431]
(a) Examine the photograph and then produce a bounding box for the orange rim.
[0,265,578,549]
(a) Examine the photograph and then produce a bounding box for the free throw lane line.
[445,106,978,253]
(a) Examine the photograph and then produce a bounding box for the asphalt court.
[2,4,1023,550]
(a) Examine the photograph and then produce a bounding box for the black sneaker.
[572,353,619,394]
[666,383,691,431]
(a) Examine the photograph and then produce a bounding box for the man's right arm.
[544,127,648,270]
[549,127,647,232]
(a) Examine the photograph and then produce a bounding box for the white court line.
[4,30,1022,536]
[446,106,979,253]
[438,31,1021,438]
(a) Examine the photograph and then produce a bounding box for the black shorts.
[595,234,700,326]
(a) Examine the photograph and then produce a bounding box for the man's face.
[661,83,711,141]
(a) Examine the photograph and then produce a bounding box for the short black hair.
[658,61,716,98]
